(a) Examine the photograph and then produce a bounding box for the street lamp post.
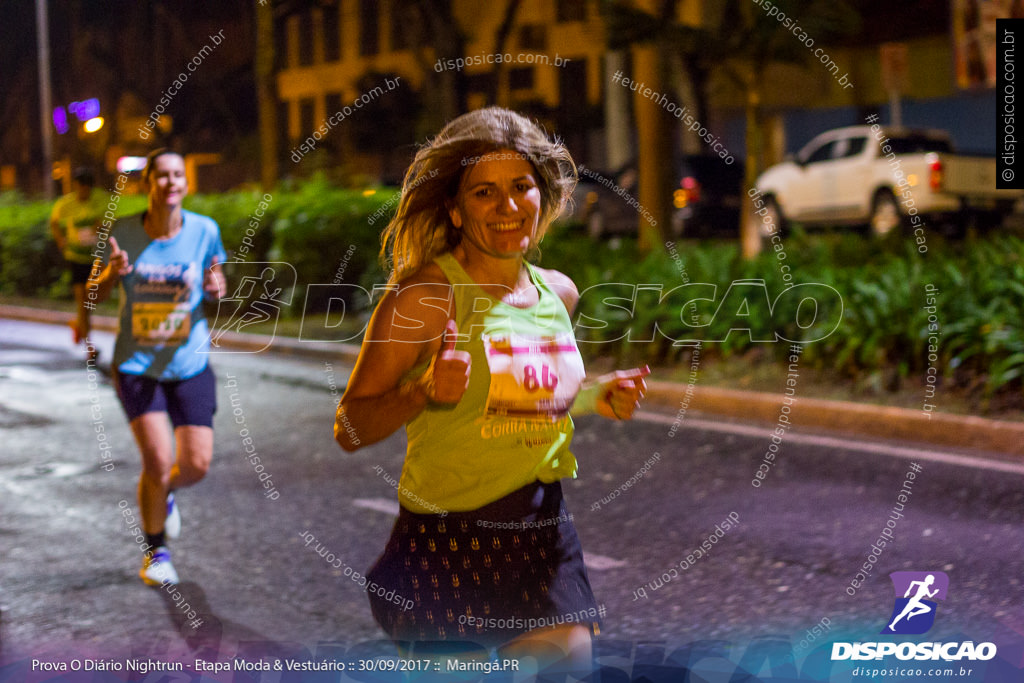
[36,0,54,199]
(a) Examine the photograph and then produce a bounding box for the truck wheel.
[977,209,1008,232]
[870,191,902,237]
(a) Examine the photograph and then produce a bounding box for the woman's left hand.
[595,365,650,420]
[204,256,226,299]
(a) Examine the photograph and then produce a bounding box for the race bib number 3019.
[131,302,191,345]
[482,333,585,421]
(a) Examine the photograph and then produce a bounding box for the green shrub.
[0,191,148,297]
[186,189,277,264]
[266,177,397,312]
[2,183,1020,405]
[536,231,1024,403]
[0,216,65,297]
[0,182,398,304]
[0,195,64,297]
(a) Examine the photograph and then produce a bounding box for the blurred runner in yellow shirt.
[50,167,106,359]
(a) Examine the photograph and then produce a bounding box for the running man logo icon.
[207,262,296,353]
[881,571,949,635]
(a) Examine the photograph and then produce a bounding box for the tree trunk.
[632,43,671,252]
[489,0,523,107]
[256,0,278,192]
[604,50,632,170]
[741,65,764,260]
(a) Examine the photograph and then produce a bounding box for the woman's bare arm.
[85,235,131,304]
[335,272,470,451]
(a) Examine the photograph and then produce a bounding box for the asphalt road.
[1,319,1023,682]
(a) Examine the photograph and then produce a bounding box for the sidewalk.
[4,303,1022,460]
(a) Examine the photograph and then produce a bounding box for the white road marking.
[635,410,1024,476]
[352,498,401,516]
[584,553,627,570]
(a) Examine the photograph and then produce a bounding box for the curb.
[4,304,1022,459]
[644,382,1024,460]
[0,304,362,364]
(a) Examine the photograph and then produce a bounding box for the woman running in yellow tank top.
[335,107,649,676]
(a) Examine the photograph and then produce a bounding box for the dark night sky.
[0,0,964,181]
[1,0,259,166]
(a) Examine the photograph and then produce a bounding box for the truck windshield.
[886,136,953,154]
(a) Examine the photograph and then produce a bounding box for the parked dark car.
[570,166,640,238]
[571,156,744,238]
[672,155,745,237]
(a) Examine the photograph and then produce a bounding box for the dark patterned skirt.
[365,480,601,649]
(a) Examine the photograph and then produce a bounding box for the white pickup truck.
[753,125,1021,237]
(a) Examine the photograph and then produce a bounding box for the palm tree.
[602,0,860,256]
[256,0,278,192]
[715,0,860,257]
[602,0,678,252]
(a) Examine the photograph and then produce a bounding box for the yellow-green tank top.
[398,253,584,513]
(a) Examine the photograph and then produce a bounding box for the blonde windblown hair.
[379,107,577,286]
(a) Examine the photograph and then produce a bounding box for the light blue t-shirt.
[109,210,227,380]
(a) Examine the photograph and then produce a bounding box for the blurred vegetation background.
[2,184,1021,414]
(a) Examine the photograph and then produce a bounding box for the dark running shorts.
[115,365,217,427]
[366,480,601,650]
[68,261,95,285]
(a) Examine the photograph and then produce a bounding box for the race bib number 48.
[132,302,190,345]
[483,333,585,421]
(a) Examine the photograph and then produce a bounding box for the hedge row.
[1,185,1020,401]
[0,180,394,301]
[546,228,1023,401]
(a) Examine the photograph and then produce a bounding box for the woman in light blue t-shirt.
[89,149,226,587]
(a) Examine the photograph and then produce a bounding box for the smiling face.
[146,152,187,208]
[448,149,543,261]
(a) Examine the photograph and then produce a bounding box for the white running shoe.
[165,492,181,540]
[140,546,179,586]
